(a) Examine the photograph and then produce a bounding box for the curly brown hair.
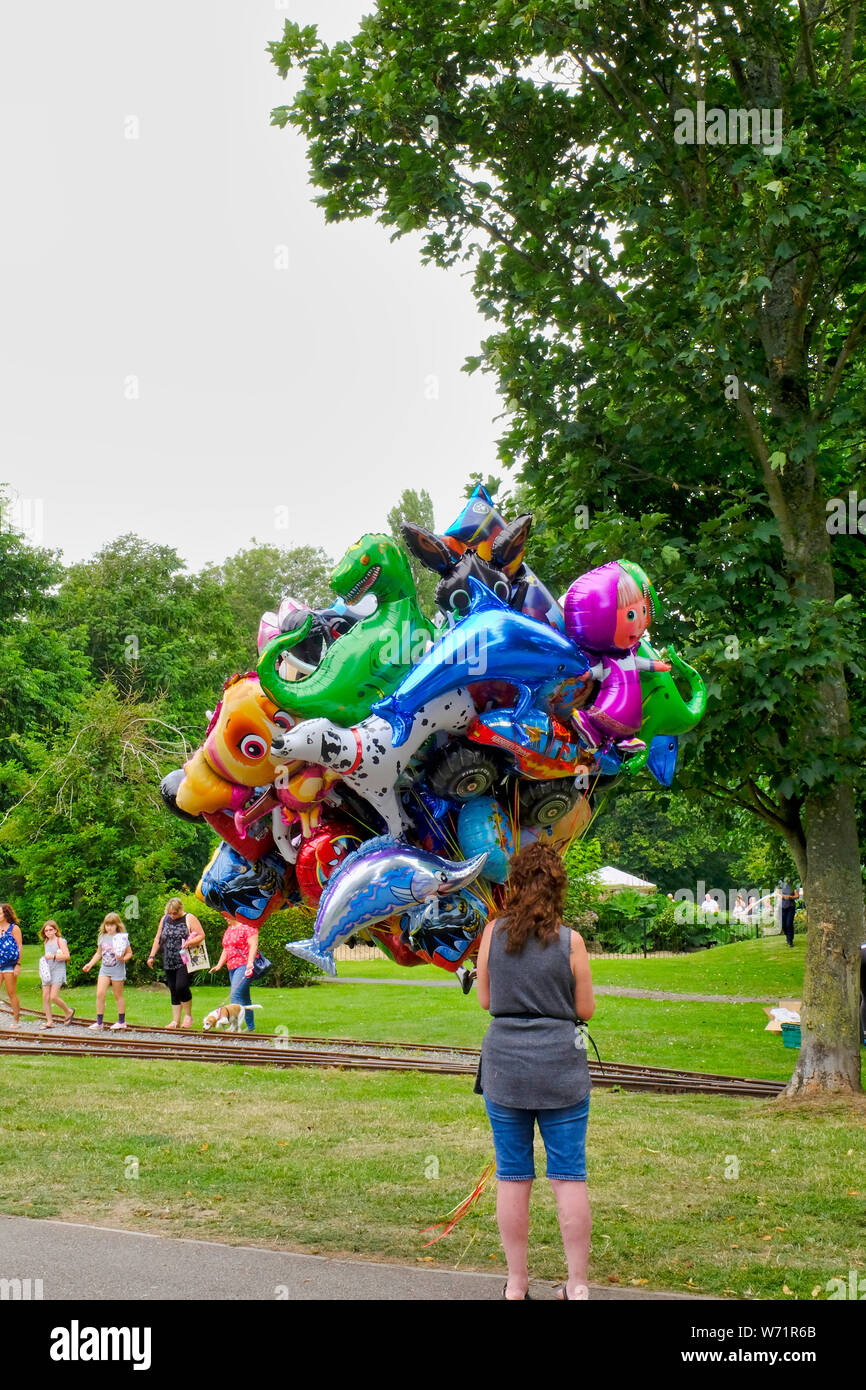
[498,842,567,954]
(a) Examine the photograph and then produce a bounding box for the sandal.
[502,1282,532,1300]
[62,1008,75,1025]
[557,1283,589,1300]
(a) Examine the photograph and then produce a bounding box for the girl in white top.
[82,913,133,1030]
[40,920,74,1029]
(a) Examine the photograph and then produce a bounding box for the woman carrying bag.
[147,897,206,1029]
[210,918,269,1033]
[39,920,74,1028]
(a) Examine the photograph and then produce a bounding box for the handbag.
[250,952,271,980]
[181,940,210,972]
[38,956,52,985]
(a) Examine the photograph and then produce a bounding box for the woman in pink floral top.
[210,920,260,1031]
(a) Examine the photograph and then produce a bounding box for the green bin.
[781,1022,801,1049]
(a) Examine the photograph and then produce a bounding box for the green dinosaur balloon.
[257,533,434,727]
[622,639,708,776]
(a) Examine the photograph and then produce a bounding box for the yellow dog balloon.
[174,673,298,817]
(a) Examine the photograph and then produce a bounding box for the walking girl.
[475,842,596,1301]
[147,897,205,1029]
[82,913,133,1030]
[40,920,74,1028]
[0,903,23,1027]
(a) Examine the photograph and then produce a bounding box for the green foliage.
[0,492,91,765]
[53,535,244,743]
[563,835,602,933]
[386,487,438,618]
[203,541,334,644]
[0,681,202,981]
[591,784,797,896]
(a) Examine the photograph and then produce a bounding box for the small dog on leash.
[202,1003,263,1033]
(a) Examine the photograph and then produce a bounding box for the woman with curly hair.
[475,841,595,1302]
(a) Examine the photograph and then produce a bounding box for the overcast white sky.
[0,1,503,572]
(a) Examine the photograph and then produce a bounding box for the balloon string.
[420,1157,496,1246]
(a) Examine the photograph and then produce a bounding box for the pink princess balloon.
[563,560,669,751]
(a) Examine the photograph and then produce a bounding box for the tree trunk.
[785,779,864,1096]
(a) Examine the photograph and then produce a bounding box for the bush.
[168,894,320,990]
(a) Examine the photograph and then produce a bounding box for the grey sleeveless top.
[478,921,591,1109]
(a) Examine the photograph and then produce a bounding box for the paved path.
[330,977,775,1004]
[0,1215,703,1301]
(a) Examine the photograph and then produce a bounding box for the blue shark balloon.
[373,579,592,747]
[285,836,488,976]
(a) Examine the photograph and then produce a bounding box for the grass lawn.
[5,935,860,1299]
[10,946,803,1079]
[0,1054,862,1300]
[337,933,807,999]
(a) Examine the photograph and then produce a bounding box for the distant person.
[777,881,797,948]
[210,918,261,1032]
[40,921,74,1028]
[733,894,747,921]
[700,892,719,916]
[475,842,595,1302]
[0,903,23,1027]
[82,913,133,1029]
[747,894,758,918]
[147,898,206,1029]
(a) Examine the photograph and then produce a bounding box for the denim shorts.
[484,1095,590,1181]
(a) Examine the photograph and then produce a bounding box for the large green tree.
[203,540,334,645]
[271,0,866,1093]
[55,535,241,744]
[0,493,91,762]
[0,682,195,969]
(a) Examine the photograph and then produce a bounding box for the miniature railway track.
[0,1007,783,1097]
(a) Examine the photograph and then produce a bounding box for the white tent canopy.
[588,865,658,895]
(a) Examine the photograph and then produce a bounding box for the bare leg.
[4,973,20,1025]
[495,1180,532,1299]
[166,1003,181,1028]
[180,1001,193,1027]
[95,976,109,1019]
[51,984,72,1018]
[43,984,54,1025]
[111,978,125,1020]
[550,1179,592,1298]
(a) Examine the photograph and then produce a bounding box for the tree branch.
[733,383,796,553]
[796,0,820,84]
[816,291,866,416]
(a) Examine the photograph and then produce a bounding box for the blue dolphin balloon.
[373,579,592,746]
[285,835,488,976]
